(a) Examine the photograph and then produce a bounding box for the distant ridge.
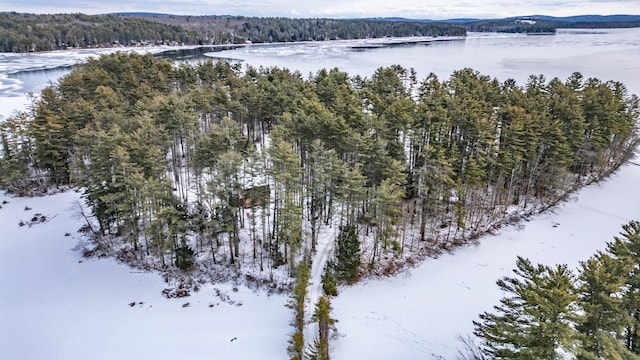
[110,12,640,24]
[361,17,480,23]
[110,12,236,18]
[525,14,640,22]
[355,14,640,33]
[109,12,174,17]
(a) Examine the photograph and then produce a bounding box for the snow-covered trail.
[304,228,336,351]
[332,159,640,359]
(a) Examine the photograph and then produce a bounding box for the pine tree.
[369,175,405,266]
[334,224,360,283]
[269,129,303,272]
[575,252,636,359]
[308,295,335,360]
[321,261,338,296]
[287,260,311,360]
[606,221,640,354]
[474,257,577,359]
[0,111,36,194]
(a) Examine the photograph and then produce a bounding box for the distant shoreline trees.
[0,12,466,53]
[0,52,638,285]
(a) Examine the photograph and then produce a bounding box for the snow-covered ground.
[332,161,640,359]
[3,148,637,360]
[0,190,290,360]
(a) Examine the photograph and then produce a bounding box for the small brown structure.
[238,185,270,208]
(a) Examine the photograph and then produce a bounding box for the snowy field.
[0,190,291,360]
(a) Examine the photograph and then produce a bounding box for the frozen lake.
[1,28,640,98]
[209,28,640,95]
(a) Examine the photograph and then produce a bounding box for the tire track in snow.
[304,232,335,353]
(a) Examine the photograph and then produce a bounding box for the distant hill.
[448,14,640,33]
[114,12,640,29]
[527,14,640,23]
[0,13,193,52]
[362,17,480,23]
[358,14,640,32]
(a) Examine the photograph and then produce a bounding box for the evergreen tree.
[575,253,636,359]
[334,224,361,283]
[308,295,335,360]
[606,221,640,354]
[287,260,311,360]
[269,128,304,272]
[0,111,36,194]
[321,261,338,296]
[474,257,577,359]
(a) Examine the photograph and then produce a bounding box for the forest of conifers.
[0,12,466,52]
[0,53,638,281]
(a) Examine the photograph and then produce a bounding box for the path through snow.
[304,223,337,353]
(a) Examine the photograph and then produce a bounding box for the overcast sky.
[1,0,639,19]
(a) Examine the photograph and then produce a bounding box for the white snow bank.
[332,160,640,359]
[0,190,290,360]
[0,95,30,120]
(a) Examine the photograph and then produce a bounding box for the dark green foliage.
[0,13,196,52]
[287,260,311,360]
[604,221,640,355]
[0,112,37,194]
[175,244,195,270]
[335,225,361,282]
[465,19,558,33]
[575,253,636,359]
[308,295,335,360]
[238,17,466,43]
[464,17,640,34]
[474,257,577,359]
[0,12,465,53]
[474,222,640,359]
[321,261,338,296]
[0,50,637,277]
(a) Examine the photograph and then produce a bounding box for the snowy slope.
[0,95,30,119]
[0,190,290,360]
[331,161,640,359]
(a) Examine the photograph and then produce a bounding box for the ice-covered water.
[0,46,174,97]
[2,29,639,99]
[209,28,640,95]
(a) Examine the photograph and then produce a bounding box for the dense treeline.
[464,19,558,34]
[461,18,640,34]
[0,53,637,282]
[0,12,465,53]
[127,14,466,43]
[471,221,640,359]
[556,20,640,29]
[0,13,196,52]
[237,17,465,42]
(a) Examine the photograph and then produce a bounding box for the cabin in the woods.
[238,185,270,208]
